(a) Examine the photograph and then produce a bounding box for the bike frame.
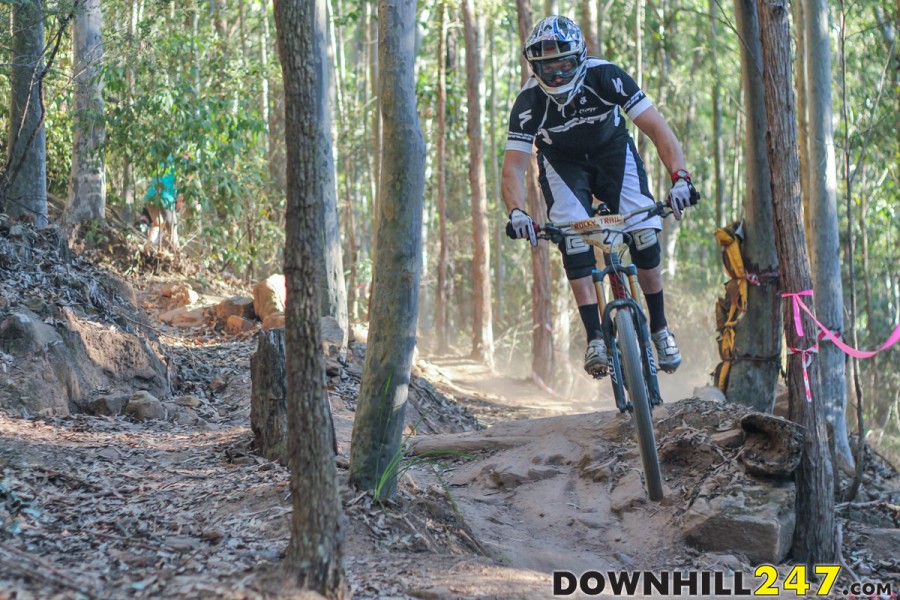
[536,203,668,414]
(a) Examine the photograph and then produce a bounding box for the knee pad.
[629,228,661,270]
[557,230,597,280]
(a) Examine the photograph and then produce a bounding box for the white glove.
[667,179,693,221]
[509,208,538,247]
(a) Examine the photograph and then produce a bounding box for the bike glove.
[508,208,538,247]
[667,173,699,221]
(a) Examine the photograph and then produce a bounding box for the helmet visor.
[533,56,580,88]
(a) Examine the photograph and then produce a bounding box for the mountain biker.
[502,15,698,378]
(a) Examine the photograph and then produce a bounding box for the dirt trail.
[412,357,696,576]
[1,229,895,600]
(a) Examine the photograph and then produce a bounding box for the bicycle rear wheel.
[615,308,664,501]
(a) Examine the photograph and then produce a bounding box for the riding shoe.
[584,338,608,378]
[652,327,682,373]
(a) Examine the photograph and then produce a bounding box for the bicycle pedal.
[588,365,608,379]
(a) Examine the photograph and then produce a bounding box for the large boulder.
[213,296,256,321]
[253,275,286,320]
[683,482,795,564]
[125,391,166,421]
[0,307,169,417]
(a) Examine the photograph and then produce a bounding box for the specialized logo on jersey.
[580,95,588,105]
[612,77,629,97]
[545,113,610,135]
[519,109,533,129]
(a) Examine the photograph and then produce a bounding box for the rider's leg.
[535,153,608,375]
[636,266,666,332]
[570,275,608,376]
[630,227,681,373]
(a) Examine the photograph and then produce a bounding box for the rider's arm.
[633,107,688,180]
[501,149,531,214]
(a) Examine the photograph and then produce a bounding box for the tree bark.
[726,0,781,412]
[515,0,555,383]
[756,0,835,566]
[368,3,382,266]
[435,0,450,353]
[580,0,599,56]
[805,0,853,472]
[250,328,289,463]
[349,0,426,498]
[272,0,348,594]
[3,0,48,226]
[313,0,348,346]
[710,0,726,228]
[462,0,494,367]
[66,0,106,225]
[793,0,811,237]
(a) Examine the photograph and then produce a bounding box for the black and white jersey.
[506,58,652,161]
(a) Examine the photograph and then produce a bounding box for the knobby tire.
[615,308,664,501]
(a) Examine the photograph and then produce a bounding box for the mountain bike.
[513,201,676,501]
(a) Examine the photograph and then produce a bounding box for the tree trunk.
[260,0,271,156]
[123,0,138,222]
[368,3,382,266]
[515,0,555,383]
[272,0,348,595]
[805,0,853,472]
[756,0,835,566]
[250,328,289,463]
[462,0,494,367]
[349,0,426,498]
[709,0,725,227]
[725,0,781,412]
[66,0,106,225]
[435,1,450,353]
[580,0,599,56]
[3,0,48,226]
[314,0,348,346]
[793,0,811,237]
[488,19,504,329]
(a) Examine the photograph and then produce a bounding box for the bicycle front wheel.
[615,308,664,501]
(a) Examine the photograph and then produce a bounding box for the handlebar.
[505,199,682,242]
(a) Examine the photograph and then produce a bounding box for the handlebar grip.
[690,189,701,206]
[506,221,541,239]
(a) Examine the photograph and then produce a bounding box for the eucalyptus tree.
[435,0,450,352]
[273,0,348,594]
[514,0,555,383]
[726,0,781,412]
[350,0,426,498]
[756,0,834,566]
[2,0,48,226]
[65,0,106,225]
[463,0,494,367]
[805,0,853,472]
[315,0,348,344]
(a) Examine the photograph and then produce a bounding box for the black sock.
[578,304,603,343]
[645,291,668,333]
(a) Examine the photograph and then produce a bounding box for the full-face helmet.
[523,15,587,106]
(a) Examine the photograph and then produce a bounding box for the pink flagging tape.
[787,345,818,403]
[783,290,900,359]
[782,290,814,337]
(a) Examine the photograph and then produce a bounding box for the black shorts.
[536,136,662,279]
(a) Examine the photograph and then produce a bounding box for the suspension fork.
[593,261,663,411]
